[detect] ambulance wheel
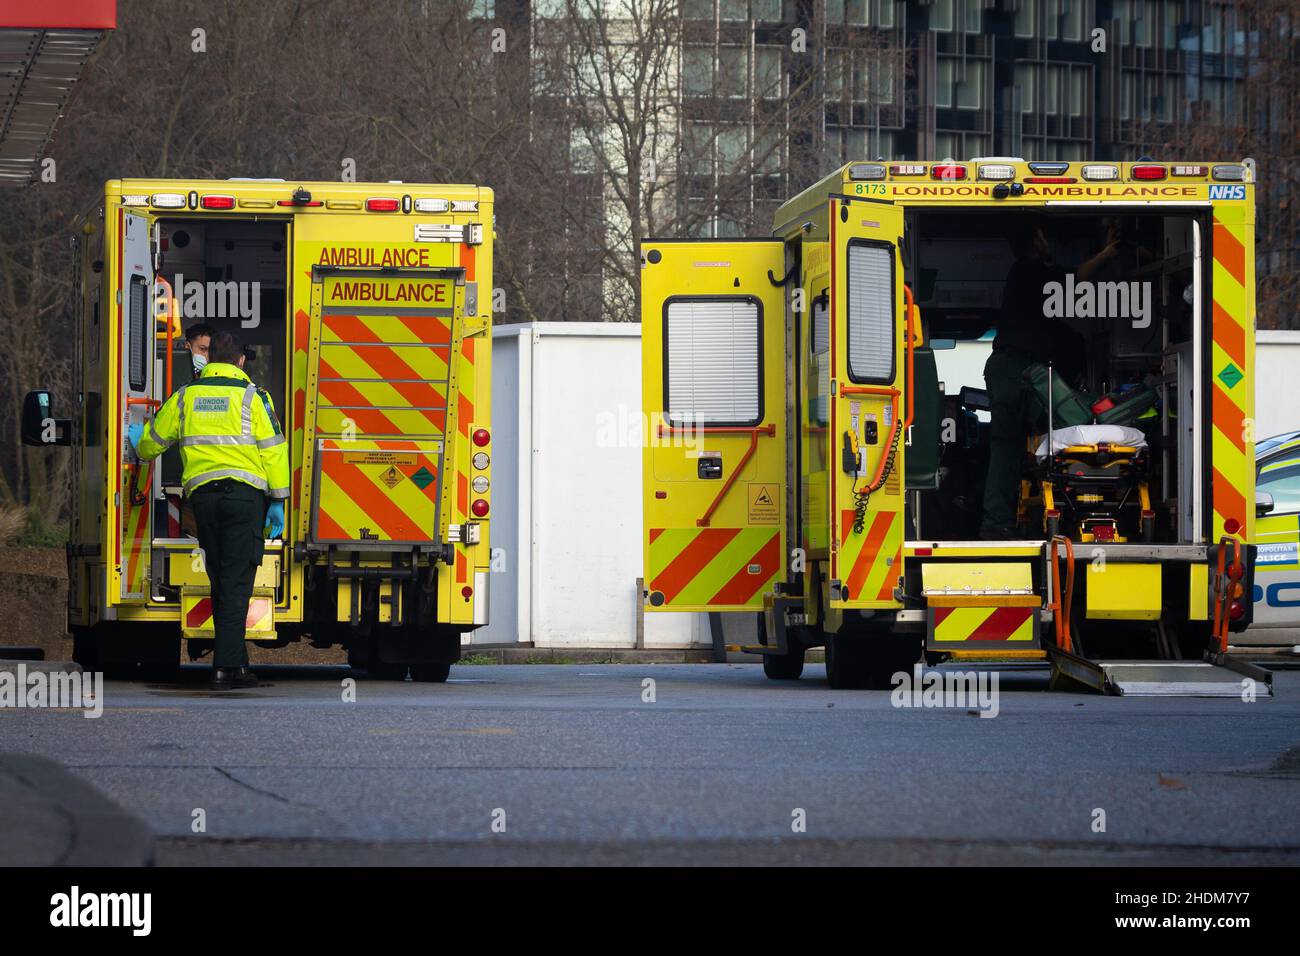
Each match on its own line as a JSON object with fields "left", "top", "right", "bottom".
{"left": 72, "top": 628, "right": 101, "bottom": 671}
{"left": 825, "top": 633, "right": 866, "bottom": 689}
{"left": 369, "top": 661, "right": 409, "bottom": 680}
{"left": 762, "top": 644, "right": 805, "bottom": 680}
{"left": 411, "top": 661, "right": 452, "bottom": 683}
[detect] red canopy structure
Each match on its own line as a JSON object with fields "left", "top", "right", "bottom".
{"left": 0, "top": 0, "right": 116, "bottom": 185}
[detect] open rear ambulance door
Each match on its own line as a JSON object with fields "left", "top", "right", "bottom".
{"left": 826, "top": 196, "right": 907, "bottom": 612}
{"left": 641, "top": 239, "right": 786, "bottom": 613}
{"left": 118, "top": 210, "right": 154, "bottom": 600}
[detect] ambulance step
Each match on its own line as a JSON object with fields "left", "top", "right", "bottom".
{"left": 727, "top": 643, "right": 775, "bottom": 655}
{"left": 1048, "top": 649, "right": 1274, "bottom": 697}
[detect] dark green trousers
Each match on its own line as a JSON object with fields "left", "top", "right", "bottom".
{"left": 191, "top": 479, "right": 267, "bottom": 667}
{"left": 981, "top": 350, "right": 1034, "bottom": 535}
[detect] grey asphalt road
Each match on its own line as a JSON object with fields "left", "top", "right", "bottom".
{"left": 3, "top": 663, "right": 1298, "bottom": 865}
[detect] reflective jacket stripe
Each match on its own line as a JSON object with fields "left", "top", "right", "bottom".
{"left": 181, "top": 434, "right": 257, "bottom": 446}
{"left": 256, "top": 434, "right": 286, "bottom": 449}
{"left": 184, "top": 468, "right": 269, "bottom": 496}
{"left": 147, "top": 420, "right": 173, "bottom": 451}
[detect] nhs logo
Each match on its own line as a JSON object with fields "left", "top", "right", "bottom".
{"left": 1209, "top": 184, "right": 1247, "bottom": 200}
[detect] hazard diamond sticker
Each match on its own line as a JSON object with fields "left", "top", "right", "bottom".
{"left": 380, "top": 465, "right": 403, "bottom": 489}
{"left": 410, "top": 466, "right": 435, "bottom": 489}
{"left": 1218, "top": 362, "right": 1243, "bottom": 389}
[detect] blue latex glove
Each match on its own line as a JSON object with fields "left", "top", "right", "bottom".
{"left": 127, "top": 422, "right": 143, "bottom": 451}
{"left": 264, "top": 501, "right": 285, "bottom": 538}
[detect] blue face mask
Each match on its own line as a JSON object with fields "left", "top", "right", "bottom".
{"left": 192, "top": 353, "right": 208, "bottom": 375}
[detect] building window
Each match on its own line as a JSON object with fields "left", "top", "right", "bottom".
{"left": 717, "top": 125, "right": 748, "bottom": 168}
{"left": 1045, "top": 65, "right": 1061, "bottom": 115}
{"left": 1162, "top": 1, "right": 1182, "bottom": 49}
{"left": 718, "top": 46, "right": 747, "bottom": 98}
{"left": 1069, "top": 68, "right": 1086, "bottom": 118}
{"left": 962, "top": 0, "right": 982, "bottom": 33}
{"left": 935, "top": 59, "right": 953, "bottom": 108}
{"left": 1061, "top": 0, "right": 1083, "bottom": 41}
{"left": 935, "top": 131, "right": 960, "bottom": 160}
{"left": 683, "top": 46, "right": 712, "bottom": 96}
{"left": 682, "top": 0, "right": 714, "bottom": 18}
{"left": 753, "top": 0, "right": 781, "bottom": 20}
{"left": 756, "top": 46, "right": 782, "bottom": 98}
{"left": 664, "top": 298, "right": 762, "bottom": 427}
{"left": 720, "top": 0, "right": 747, "bottom": 20}
{"left": 936, "top": 58, "right": 983, "bottom": 110}
{"left": 955, "top": 61, "right": 984, "bottom": 109}
{"left": 1016, "top": 63, "right": 1037, "bottom": 113}
{"left": 931, "top": 0, "right": 954, "bottom": 32}
{"left": 1015, "top": 0, "right": 1036, "bottom": 38}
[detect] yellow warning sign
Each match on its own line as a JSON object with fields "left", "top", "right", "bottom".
{"left": 344, "top": 451, "right": 417, "bottom": 466}
{"left": 748, "top": 482, "right": 779, "bottom": 525}
{"left": 379, "top": 466, "right": 404, "bottom": 489}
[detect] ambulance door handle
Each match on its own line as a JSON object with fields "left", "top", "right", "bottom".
{"left": 698, "top": 457, "right": 723, "bottom": 480}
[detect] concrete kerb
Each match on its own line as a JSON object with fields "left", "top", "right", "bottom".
{"left": 0, "top": 755, "right": 154, "bottom": 866}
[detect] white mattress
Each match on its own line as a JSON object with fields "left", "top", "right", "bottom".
{"left": 1035, "top": 424, "right": 1148, "bottom": 459}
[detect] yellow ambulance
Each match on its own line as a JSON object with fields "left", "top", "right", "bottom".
{"left": 23, "top": 179, "right": 494, "bottom": 680}
{"left": 641, "top": 159, "right": 1273, "bottom": 696}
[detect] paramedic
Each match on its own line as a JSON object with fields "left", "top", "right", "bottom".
{"left": 128, "top": 331, "right": 290, "bottom": 689}
{"left": 980, "top": 218, "right": 1118, "bottom": 539}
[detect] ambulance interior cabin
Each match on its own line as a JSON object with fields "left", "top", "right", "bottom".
{"left": 153, "top": 219, "right": 289, "bottom": 536}
{"left": 903, "top": 208, "right": 1205, "bottom": 545}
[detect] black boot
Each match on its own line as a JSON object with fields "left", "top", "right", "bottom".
{"left": 211, "top": 665, "right": 259, "bottom": 690}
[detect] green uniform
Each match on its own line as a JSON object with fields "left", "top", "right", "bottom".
{"left": 981, "top": 256, "right": 1082, "bottom": 537}
{"left": 136, "top": 363, "right": 290, "bottom": 665}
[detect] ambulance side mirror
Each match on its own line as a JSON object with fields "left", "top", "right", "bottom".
{"left": 21, "top": 390, "right": 72, "bottom": 447}
{"left": 1256, "top": 491, "right": 1274, "bottom": 517}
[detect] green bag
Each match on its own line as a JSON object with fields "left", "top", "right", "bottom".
{"left": 1022, "top": 363, "right": 1095, "bottom": 429}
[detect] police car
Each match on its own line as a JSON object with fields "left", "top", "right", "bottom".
{"left": 1252, "top": 430, "right": 1300, "bottom": 635}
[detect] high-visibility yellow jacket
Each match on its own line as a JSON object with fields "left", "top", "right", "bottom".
{"left": 136, "top": 362, "right": 291, "bottom": 499}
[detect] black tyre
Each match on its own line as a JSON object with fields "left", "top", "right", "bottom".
{"left": 827, "top": 627, "right": 919, "bottom": 690}
{"left": 368, "top": 660, "right": 409, "bottom": 680}
{"left": 762, "top": 644, "right": 805, "bottom": 680}
{"left": 411, "top": 661, "right": 452, "bottom": 683}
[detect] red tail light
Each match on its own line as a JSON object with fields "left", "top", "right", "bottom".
{"left": 471, "top": 499, "right": 490, "bottom": 518}
{"left": 1131, "top": 164, "right": 1167, "bottom": 180}
{"left": 472, "top": 428, "right": 491, "bottom": 447}
{"left": 200, "top": 195, "right": 235, "bottom": 209}
{"left": 1229, "top": 599, "right": 1245, "bottom": 621}
{"left": 461, "top": 586, "right": 473, "bottom": 600}
{"left": 366, "top": 198, "right": 400, "bottom": 212}
{"left": 1224, "top": 518, "right": 1241, "bottom": 535}
{"left": 1092, "top": 524, "right": 1116, "bottom": 541}
{"left": 931, "top": 164, "right": 967, "bottom": 180}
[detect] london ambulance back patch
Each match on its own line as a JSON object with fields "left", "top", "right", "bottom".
{"left": 193, "top": 396, "right": 230, "bottom": 414}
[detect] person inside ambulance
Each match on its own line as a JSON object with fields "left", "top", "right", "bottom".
{"left": 163, "top": 322, "right": 219, "bottom": 534}
{"left": 128, "top": 331, "right": 290, "bottom": 690}
{"left": 183, "top": 321, "right": 216, "bottom": 382}
{"left": 979, "top": 217, "right": 1118, "bottom": 540}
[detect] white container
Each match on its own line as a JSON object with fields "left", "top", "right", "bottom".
{"left": 474, "top": 322, "right": 708, "bottom": 648}
{"left": 1255, "top": 331, "right": 1300, "bottom": 440}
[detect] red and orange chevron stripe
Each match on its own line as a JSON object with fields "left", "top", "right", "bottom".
{"left": 647, "top": 527, "right": 780, "bottom": 609}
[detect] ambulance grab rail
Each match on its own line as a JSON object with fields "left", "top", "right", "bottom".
{"left": 1211, "top": 535, "right": 1243, "bottom": 656}
{"left": 903, "top": 283, "right": 916, "bottom": 430}
{"left": 1048, "top": 535, "right": 1076, "bottom": 654}
{"left": 657, "top": 422, "right": 777, "bottom": 528}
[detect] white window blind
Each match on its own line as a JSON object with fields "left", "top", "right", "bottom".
{"left": 846, "top": 243, "right": 894, "bottom": 382}
{"left": 666, "top": 298, "right": 760, "bottom": 425}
